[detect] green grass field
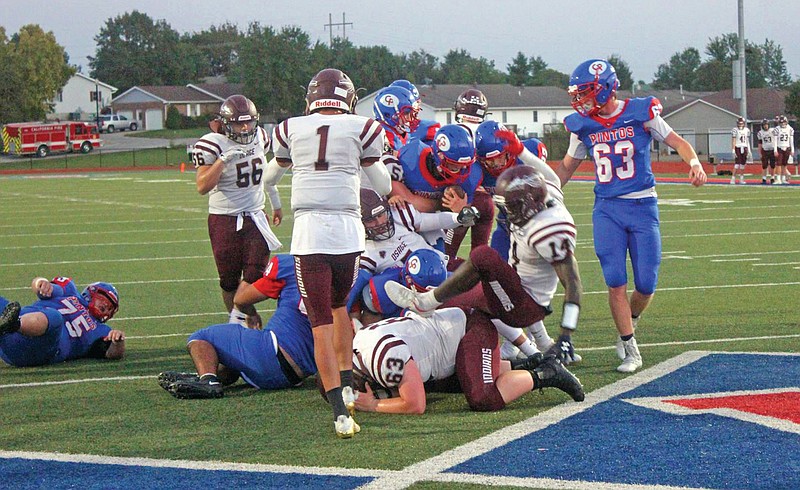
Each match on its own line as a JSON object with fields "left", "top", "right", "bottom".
{"left": 0, "top": 170, "right": 798, "bottom": 485}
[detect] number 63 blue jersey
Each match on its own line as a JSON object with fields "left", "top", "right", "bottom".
{"left": 564, "top": 96, "right": 665, "bottom": 198}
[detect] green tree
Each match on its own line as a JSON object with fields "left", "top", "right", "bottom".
{"left": 785, "top": 80, "right": 800, "bottom": 122}
{"left": 607, "top": 54, "right": 633, "bottom": 91}
{"left": 507, "top": 52, "right": 531, "bottom": 86}
{"left": 652, "top": 47, "right": 701, "bottom": 90}
{"left": 185, "top": 22, "right": 243, "bottom": 78}
{"left": 695, "top": 59, "right": 731, "bottom": 91}
{"left": 440, "top": 49, "right": 505, "bottom": 84}
{"left": 401, "top": 49, "right": 441, "bottom": 85}
{"left": 89, "top": 10, "right": 199, "bottom": 92}
{"left": 761, "top": 39, "right": 792, "bottom": 88}
{"left": 531, "top": 68, "right": 568, "bottom": 88}
{"left": 0, "top": 25, "right": 74, "bottom": 122}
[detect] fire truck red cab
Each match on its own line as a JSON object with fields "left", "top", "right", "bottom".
{"left": 1, "top": 121, "right": 103, "bottom": 157}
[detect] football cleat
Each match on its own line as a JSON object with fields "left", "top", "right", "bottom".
{"left": 334, "top": 415, "right": 358, "bottom": 439}
{"left": 157, "top": 371, "right": 199, "bottom": 391}
{"left": 168, "top": 377, "right": 224, "bottom": 399}
{"left": 342, "top": 386, "right": 358, "bottom": 418}
{"left": 384, "top": 281, "right": 435, "bottom": 317}
{"left": 617, "top": 337, "right": 643, "bottom": 373}
{"left": 531, "top": 355, "right": 585, "bottom": 402}
{"left": 0, "top": 301, "right": 21, "bottom": 336}
{"left": 500, "top": 341, "right": 526, "bottom": 361}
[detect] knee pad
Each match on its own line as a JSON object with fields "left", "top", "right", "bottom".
{"left": 219, "top": 274, "right": 239, "bottom": 293}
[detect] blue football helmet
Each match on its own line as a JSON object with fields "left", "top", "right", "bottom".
{"left": 432, "top": 124, "right": 476, "bottom": 182}
{"left": 402, "top": 249, "right": 447, "bottom": 292}
{"left": 373, "top": 86, "right": 417, "bottom": 133}
{"left": 391, "top": 80, "right": 422, "bottom": 129}
{"left": 568, "top": 59, "right": 618, "bottom": 117}
{"left": 475, "top": 120, "right": 517, "bottom": 177}
{"left": 81, "top": 282, "right": 119, "bottom": 322}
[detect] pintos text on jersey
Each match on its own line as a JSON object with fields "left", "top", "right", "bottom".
{"left": 589, "top": 126, "right": 635, "bottom": 145}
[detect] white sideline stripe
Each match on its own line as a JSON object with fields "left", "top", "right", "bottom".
{"left": 0, "top": 239, "right": 208, "bottom": 251}
{"left": 0, "top": 450, "right": 396, "bottom": 479}
{"left": 754, "top": 261, "right": 800, "bottom": 266}
{"left": 581, "top": 281, "right": 800, "bottom": 295}
{"left": 357, "top": 351, "right": 713, "bottom": 490}
{"left": 0, "top": 255, "right": 210, "bottom": 267}
{"left": 575, "top": 333, "right": 800, "bottom": 353}
{"left": 0, "top": 277, "right": 218, "bottom": 292}
{"left": 0, "top": 376, "right": 153, "bottom": 389}
{"left": 711, "top": 258, "right": 761, "bottom": 262}
{"left": 3, "top": 227, "right": 207, "bottom": 238}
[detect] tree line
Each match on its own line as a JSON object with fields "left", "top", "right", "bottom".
{"left": 1, "top": 10, "right": 798, "bottom": 123}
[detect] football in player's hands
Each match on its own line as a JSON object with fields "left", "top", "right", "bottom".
{"left": 441, "top": 185, "right": 467, "bottom": 212}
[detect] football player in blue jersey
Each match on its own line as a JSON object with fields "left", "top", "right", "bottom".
{"left": 158, "top": 254, "right": 316, "bottom": 399}
{"left": 390, "top": 79, "right": 441, "bottom": 143}
{"left": 556, "top": 58, "right": 707, "bottom": 373}
{"left": 373, "top": 85, "right": 417, "bottom": 155}
{"left": 475, "top": 120, "right": 549, "bottom": 262}
{"left": 0, "top": 277, "right": 124, "bottom": 367}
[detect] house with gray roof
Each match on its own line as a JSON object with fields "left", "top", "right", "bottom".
{"left": 110, "top": 83, "right": 243, "bottom": 130}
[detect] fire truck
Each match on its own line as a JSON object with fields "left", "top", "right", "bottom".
{"left": 1, "top": 121, "right": 103, "bottom": 157}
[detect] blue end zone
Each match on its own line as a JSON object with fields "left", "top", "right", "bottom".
{"left": 447, "top": 353, "right": 800, "bottom": 489}
{"left": 0, "top": 458, "right": 373, "bottom": 490}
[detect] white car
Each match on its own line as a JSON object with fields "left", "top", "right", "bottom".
{"left": 98, "top": 114, "right": 138, "bottom": 133}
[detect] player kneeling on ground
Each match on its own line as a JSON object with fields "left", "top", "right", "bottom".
{"left": 352, "top": 308, "right": 584, "bottom": 414}
{"left": 159, "top": 254, "right": 316, "bottom": 399}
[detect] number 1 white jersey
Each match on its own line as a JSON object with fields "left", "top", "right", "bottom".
{"left": 509, "top": 182, "right": 577, "bottom": 307}
{"left": 352, "top": 308, "right": 466, "bottom": 389}
{"left": 273, "top": 113, "right": 384, "bottom": 215}
{"left": 192, "top": 127, "right": 270, "bottom": 215}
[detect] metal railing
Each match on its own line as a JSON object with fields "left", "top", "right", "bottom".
{"left": 0, "top": 147, "right": 192, "bottom": 172}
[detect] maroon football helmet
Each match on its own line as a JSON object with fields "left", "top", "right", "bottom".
{"left": 493, "top": 166, "right": 549, "bottom": 227}
{"left": 217, "top": 95, "right": 259, "bottom": 144}
{"left": 305, "top": 68, "right": 358, "bottom": 114}
{"left": 454, "top": 89, "right": 488, "bottom": 124}
{"left": 360, "top": 188, "right": 394, "bottom": 240}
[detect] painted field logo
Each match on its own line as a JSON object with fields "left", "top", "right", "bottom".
{"left": 624, "top": 388, "right": 800, "bottom": 434}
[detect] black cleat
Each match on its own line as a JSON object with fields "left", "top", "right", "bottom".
{"left": 531, "top": 355, "right": 585, "bottom": 402}
{"left": 168, "top": 377, "right": 224, "bottom": 399}
{"left": 510, "top": 352, "right": 544, "bottom": 371}
{"left": 0, "top": 302, "right": 21, "bottom": 336}
{"left": 157, "top": 371, "right": 199, "bottom": 391}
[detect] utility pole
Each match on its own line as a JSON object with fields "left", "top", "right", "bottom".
{"left": 737, "top": 0, "right": 747, "bottom": 121}
{"left": 323, "top": 12, "right": 353, "bottom": 46}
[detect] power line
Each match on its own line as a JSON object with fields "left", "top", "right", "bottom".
{"left": 323, "top": 12, "right": 353, "bottom": 46}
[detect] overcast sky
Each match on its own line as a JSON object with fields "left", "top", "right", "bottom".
{"left": 5, "top": 0, "right": 798, "bottom": 84}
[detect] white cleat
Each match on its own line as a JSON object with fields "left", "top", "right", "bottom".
{"left": 500, "top": 341, "right": 525, "bottom": 361}
{"left": 617, "top": 337, "right": 643, "bottom": 373}
{"left": 342, "top": 386, "right": 358, "bottom": 417}
{"left": 334, "top": 415, "right": 358, "bottom": 439}
{"left": 384, "top": 281, "right": 435, "bottom": 316}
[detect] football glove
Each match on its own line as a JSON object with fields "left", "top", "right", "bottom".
{"left": 494, "top": 129, "right": 525, "bottom": 156}
{"left": 456, "top": 206, "right": 481, "bottom": 226}
{"left": 547, "top": 334, "right": 577, "bottom": 365}
{"left": 219, "top": 147, "right": 247, "bottom": 163}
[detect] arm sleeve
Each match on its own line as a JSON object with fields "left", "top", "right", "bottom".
{"left": 644, "top": 115, "right": 674, "bottom": 143}
{"left": 517, "top": 148, "right": 561, "bottom": 187}
{"left": 263, "top": 157, "right": 290, "bottom": 186}
{"left": 566, "top": 132, "right": 588, "bottom": 160}
{"left": 266, "top": 185, "right": 281, "bottom": 210}
{"left": 362, "top": 161, "right": 392, "bottom": 196}
{"left": 415, "top": 211, "right": 459, "bottom": 231}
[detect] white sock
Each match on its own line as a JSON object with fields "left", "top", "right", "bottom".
{"left": 527, "top": 320, "right": 554, "bottom": 351}
{"left": 228, "top": 308, "right": 247, "bottom": 326}
{"left": 416, "top": 290, "right": 442, "bottom": 311}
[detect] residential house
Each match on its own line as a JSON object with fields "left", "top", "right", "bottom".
{"left": 48, "top": 73, "right": 117, "bottom": 122}
{"left": 110, "top": 83, "right": 243, "bottom": 130}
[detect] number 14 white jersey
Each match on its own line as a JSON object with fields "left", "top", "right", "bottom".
{"left": 508, "top": 182, "right": 577, "bottom": 307}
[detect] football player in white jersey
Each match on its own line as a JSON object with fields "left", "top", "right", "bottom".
{"left": 264, "top": 68, "right": 391, "bottom": 438}
{"left": 386, "top": 160, "right": 585, "bottom": 368}
{"left": 774, "top": 115, "right": 795, "bottom": 184}
{"left": 757, "top": 119, "right": 777, "bottom": 184}
{"left": 352, "top": 308, "right": 584, "bottom": 414}
{"left": 731, "top": 117, "right": 751, "bottom": 185}
{"left": 193, "top": 95, "right": 283, "bottom": 327}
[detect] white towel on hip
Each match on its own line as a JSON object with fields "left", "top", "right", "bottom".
{"left": 237, "top": 210, "right": 282, "bottom": 251}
